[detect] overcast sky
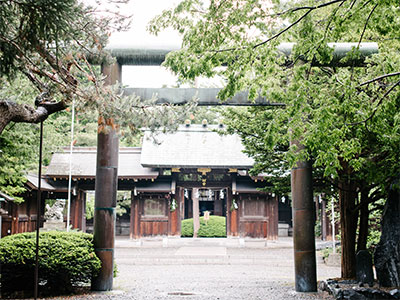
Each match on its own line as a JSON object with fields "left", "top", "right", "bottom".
{"left": 107, "top": 0, "right": 183, "bottom": 88}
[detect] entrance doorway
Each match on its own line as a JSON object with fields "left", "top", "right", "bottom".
{"left": 182, "top": 188, "right": 227, "bottom": 238}
{"left": 183, "top": 188, "right": 227, "bottom": 219}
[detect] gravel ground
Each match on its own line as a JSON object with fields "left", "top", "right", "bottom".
{"left": 44, "top": 238, "right": 340, "bottom": 300}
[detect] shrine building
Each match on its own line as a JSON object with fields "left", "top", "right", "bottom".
{"left": 2, "top": 123, "right": 294, "bottom": 239}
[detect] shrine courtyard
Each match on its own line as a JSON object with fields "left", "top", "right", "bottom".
{"left": 48, "top": 237, "right": 340, "bottom": 300}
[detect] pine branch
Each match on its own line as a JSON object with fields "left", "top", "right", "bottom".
{"left": 0, "top": 100, "right": 66, "bottom": 134}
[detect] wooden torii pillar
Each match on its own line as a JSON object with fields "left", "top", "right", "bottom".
{"left": 92, "top": 62, "right": 121, "bottom": 291}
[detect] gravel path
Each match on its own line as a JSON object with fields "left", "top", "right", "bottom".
{"left": 46, "top": 238, "right": 340, "bottom": 300}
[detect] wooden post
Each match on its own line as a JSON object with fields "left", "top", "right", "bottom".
{"left": 291, "top": 149, "right": 317, "bottom": 292}
{"left": 12, "top": 203, "right": 19, "bottom": 234}
{"left": 270, "top": 195, "right": 279, "bottom": 240}
{"left": 226, "top": 188, "right": 232, "bottom": 236}
{"left": 168, "top": 187, "right": 182, "bottom": 236}
{"left": 27, "top": 199, "right": 32, "bottom": 232}
{"left": 315, "top": 195, "right": 319, "bottom": 222}
{"left": 180, "top": 188, "right": 185, "bottom": 221}
{"left": 72, "top": 190, "right": 87, "bottom": 231}
{"left": 81, "top": 191, "right": 86, "bottom": 232}
{"left": 321, "top": 199, "right": 327, "bottom": 241}
{"left": 92, "top": 62, "right": 120, "bottom": 291}
{"left": 130, "top": 191, "right": 140, "bottom": 239}
{"left": 67, "top": 195, "right": 76, "bottom": 229}
{"left": 192, "top": 188, "right": 200, "bottom": 238}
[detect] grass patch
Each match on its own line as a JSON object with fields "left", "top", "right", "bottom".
{"left": 181, "top": 215, "right": 226, "bottom": 237}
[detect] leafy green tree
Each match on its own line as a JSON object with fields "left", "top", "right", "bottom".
{"left": 150, "top": 0, "right": 400, "bottom": 278}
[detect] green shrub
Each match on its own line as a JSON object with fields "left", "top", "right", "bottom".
{"left": 0, "top": 231, "right": 101, "bottom": 296}
{"left": 181, "top": 215, "right": 226, "bottom": 237}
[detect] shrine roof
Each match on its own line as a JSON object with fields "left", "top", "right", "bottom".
{"left": 140, "top": 124, "right": 254, "bottom": 169}
{"left": 0, "top": 191, "right": 14, "bottom": 202}
{"left": 26, "top": 174, "right": 58, "bottom": 191}
{"left": 46, "top": 147, "right": 158, "bottom": 179}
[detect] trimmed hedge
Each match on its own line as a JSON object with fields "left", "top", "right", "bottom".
{"left": 0, "top": 231, "right": 101, "bottom": 296}
{"left": 181, "top": 215, "right": 226, "bottom": 237}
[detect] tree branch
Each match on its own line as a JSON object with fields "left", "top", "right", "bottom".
{"left": 211, "top": 0, "right": 347, "bottom": 54}
{"left": 0, "top": 100, "right": 66, "bottom": 134}
{"left": 349, "top": 79, "right": 400, "bottom": 126}
{"left": 357, "top": 3, "right": 378, "bottom": 46}
{"left": 359, "top": 72, "right": 400, "bottom": 86}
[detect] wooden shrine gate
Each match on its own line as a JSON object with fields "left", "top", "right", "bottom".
{"left": 92, "top": 43, "right": 378, "bottom": 291}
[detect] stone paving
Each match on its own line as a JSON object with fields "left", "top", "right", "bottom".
{"left": 48, "top": 237, "right": 340, "bottom": 300}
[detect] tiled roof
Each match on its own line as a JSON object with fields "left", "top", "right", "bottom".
{"left": 140, "top": 124, "right": 254, "bottom": 169}
{"left": 26, "top": 174, "right": 58, "bottom": 191}
{"left": 46, "top": 147, "right": 158, "bottom": 179}
{"left": 0, "top": 191, "right": 14, "bottom": 202}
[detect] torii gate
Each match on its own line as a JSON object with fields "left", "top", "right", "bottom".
{"left": 91, "top": 43, "right": 378, "bottom": 291}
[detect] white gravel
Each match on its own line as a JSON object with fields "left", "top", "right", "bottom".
{"left": 46, "top": 238, "right": 340, "bottom": 300}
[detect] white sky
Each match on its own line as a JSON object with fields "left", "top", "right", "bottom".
{"left": 108, "top": 0, "right": 182, "bottom": 49}
{"left": 107, "top": 0, "right": 183, "bottom": 88}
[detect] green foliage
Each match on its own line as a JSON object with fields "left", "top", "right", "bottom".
{"left": 367, "top": 230, "right": 381, "bottom": 252}
{"left": 181, "top": 215, "right": 226, "bottom": 237}
{"left": 86, "top": 193, "right": 95, "bottom": 220}
{"left": 321, "top": 248, "right": 332, "bottom": 260}
{"left": 151, "top": 0, "right": 400, "bottom": 187}
{"left": 366, "top": 198, "right": 384, "bottom": 251}
{"left": 315, "top": 222, "right": 321, "bottom": 238}
{"left": 0, "top": 231, "right": 101, "bottom": 295}
{"left": 321, "top": 246, "right": 341, "bottom": 261}
{"left": 116, "top": 191, "right": 131, "bottom": 217}
{"left": 151, "top": 0, "right": 400, "bottom": 272}
{"left": 114, "top": 261, "right": 119, "bottom": 278}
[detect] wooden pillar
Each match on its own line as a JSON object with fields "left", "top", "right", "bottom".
{"left": 74, "top": 190, "right": 87, "bottom": 232}
{"left": 130, "top": 191, "right": 140, "bottom": 239}
{"left": 70, "top": 194, "right": 78, "bottom": 229}
{"left": 291, "top": 150, "right": 317, "bottom": 292}
{"left": 71, "top": 191, "right": 86, "bottom": 231}
{"left": 192, "top": 188, "right": 200, "bottom": 238}
{"left": 270, "top": 195, "right": 278, "bottom": 240}
{"left": 168, "top": 191, "right": 180, "bottom": 236}
{"left": 81, "top": 191, "right": 87, "bottom": 232}
{"left": 11, "top": 203, "right": 19, "bottom": 234}
{"left": 321, "top": 199, "right": 333, "bottom": 241}
{"left": 27, "top": 198, "right": 32, "bottom": 232}
{"left": 92, "top": 62, "right": 120, "bottom": 291}
{"left": 180, "top": 188, "right": 185, "bottom": 221}
{"left": 227, "top": 188, "right": 238, "bottom": 237}
{"left": 226, "top": 188, "right": 231, "bottom": 236}
{"left": 168, "top": 187, "right": 182, "bottom": 236}
{"left": 315, "top": 195, "right": 320, "bottom": 222}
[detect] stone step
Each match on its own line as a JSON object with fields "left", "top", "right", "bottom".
{"left": 116, "top": 257, "right": 295, "bottom": 265}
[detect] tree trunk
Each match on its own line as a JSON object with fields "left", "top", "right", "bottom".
{"left": 374, "top": 184, "right": 400, "bottom": 286}
{"left": 338, "top": 160, "right": 359, "bottom": 279}
{"left": 357, "top": 189, "right": 369, "bottom": 253}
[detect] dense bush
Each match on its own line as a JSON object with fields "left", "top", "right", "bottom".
{"left": 0, "top": 231, "right": 101, "bottom": 296}
{"left": 181, "top": 215, "right": 226, "bottom": 237}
